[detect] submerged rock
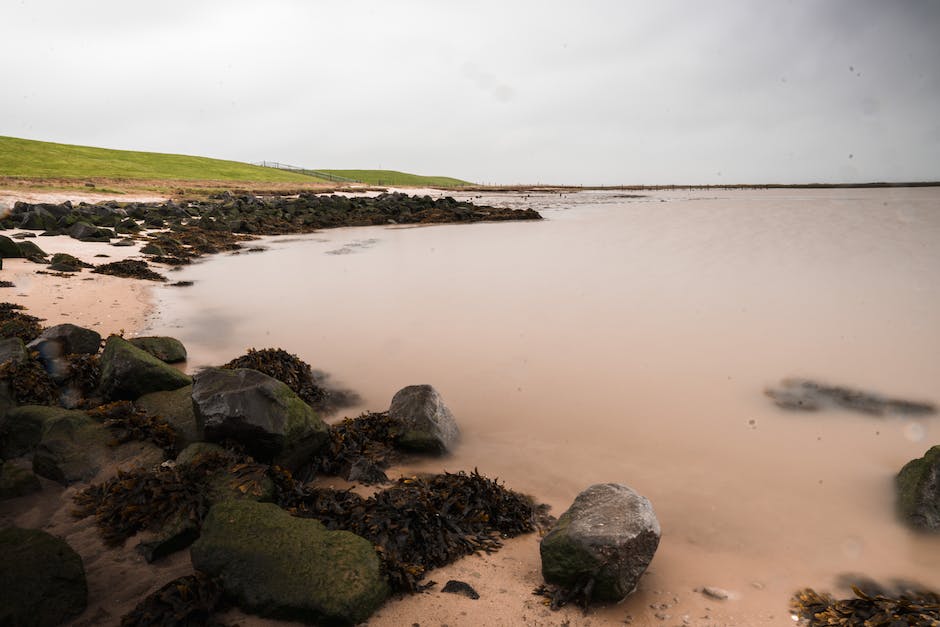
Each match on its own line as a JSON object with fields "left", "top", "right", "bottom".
{"left": 191, "top": 500, "right": 389, "bottom": 625}
{"left": 98, "top": 335, "right": 191, "bottom": 400}
{"left": 129, "top": 335, "right": 187, "bottom": 363}
{"left": 192, "top": 368, "right": 328, "bottom": 470}
{"left": 0, "top": 527, "right": 88, "bottom": 627}
{"left": 897, "top": 445, "right": 940, "bottom": 531}
{"left": 766, "top": 379, "right": 937, "bottom": 416}
{"left": 388, "top": 384, "right": 460, "bottom": 454}
{"left": 540, "top": 483, "right": 660, "bottom": 603}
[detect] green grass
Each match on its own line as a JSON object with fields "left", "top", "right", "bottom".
{"left": 0, "top": 136, "right": 325, "bottom": 182}
{"left": 317, "top": 169, "right": 473, "bottom": 188}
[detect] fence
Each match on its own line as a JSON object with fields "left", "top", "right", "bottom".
{"left": 255, "top": 161, "right": 360, "bottom": 183}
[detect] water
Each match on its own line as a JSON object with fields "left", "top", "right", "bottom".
{"left": 146, "top": 187, "right": 940, "bottom": 621}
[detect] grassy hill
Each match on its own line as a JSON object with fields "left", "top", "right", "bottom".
{"left": 0, "top": 136, "right": 325, "bottom": 183}
{"left": 317, "top": 169, "right": 472, "bottom": 188}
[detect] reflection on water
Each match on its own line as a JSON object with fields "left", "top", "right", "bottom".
{"left": 146, "top": 187, "right": 940, "bottom": 619}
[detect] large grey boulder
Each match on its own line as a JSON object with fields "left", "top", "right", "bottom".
{"left": 192, "top": 367, "right": 328, "bottom": 470}
{"left": 191, "top": 500, "right": 388, "bottom": 625}
{"left": 28, "top": 323, "right": 101, "bottom": 356}
{"left": 129, "top": 335, "right": 187, "bottom": 363}
{"left": 897, "top": 445, "right": 940, "bottom": 530}
{"left": 540, "top": 483, "right": 661, "bottom": 602}
{"left": 135, "top": 384, "right": 200, "bottom": 448}
{"left": 0, "top": 527, "right": 87, "bottom": 627}
{"left": 388, "top": 384, "right": 460, "bottom": 454}
{"left": 99, "top": 335, "right": 192, "bottom": 400}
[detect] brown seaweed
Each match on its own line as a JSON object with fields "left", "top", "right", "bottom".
{"left": 276, "top": 469, "right": 537, "bottom": 593}
{"left": 87, "top": 400, "right": 179, "bottom": 456}
{"left": 0, "top": 355, "right": 57, "bottom": 405}
{"left": 0, "top": 302, "right": 43, "bottom": 342}
{"left": 306, "top": 411, "right": 403, "bottom": 484}
{"left": 791, "top": 586, "right": 940, "bottom": 626}
{"left": 92, "top": 259, "right": 167, "bottom": 282}
{"left": 0, "top": 281, "right": 14, "bottom": 288}
{"left": 120, "top": 571, "right": 226, "bottom": 627}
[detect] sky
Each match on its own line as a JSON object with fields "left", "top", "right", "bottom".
{"left": 2, "top": 0, "right": 939, "bottom": 185}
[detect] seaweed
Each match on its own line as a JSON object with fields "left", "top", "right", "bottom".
{"left": 65, "top": 352, "right": 101, "bottom": 400}
{"left": 87, "top": 400, "right": 179, "bottom": 456}
{"left": 120, "top": 571, "right": 226, "bottom": 627}
{"left": 0, "top": 281, "right": 14, "bottom": 288}
{"left": 277, "top": 469, "right": 537, "bottom": 593}
{"left": 92, "top": 259, "right": 167, "bottom": 282}
{"left": 306, "top": 411, "right": 403, "bottom": 484}
{"left": 0, "top": 302, "right": 43, "bottom": 342}
{"left": 791, "top": 586, "right": 940, "bottom": 626}
{"left": 221, "top": 347, "right": 328, "bottom": 407}
{"left": 0, "top": 355, "right": 57, "bottom": 405}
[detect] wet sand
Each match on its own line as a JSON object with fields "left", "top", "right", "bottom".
{"left": 1, "top": 187, "right": 939, "bottom": 626}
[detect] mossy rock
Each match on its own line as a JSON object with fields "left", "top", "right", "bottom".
{"left": 99, "top": 335, "right": 191, "bottom": 401}
{"left": 0, "top": 459, "right": 42, "bottom": 500}
{"left": 48, "top": 252, "right": 92, "bottom": 272}
{"left": 32, "top": 411, "right": 110, "bottom": 484}
{"left": 129, "top": 335, "right": 187, "bottom": 363}
{"left": 135, "top": 384, "right": 200, "bottom": 448}
{"left": 0, "top": 234, "right": 24, "bottom": 258}
{"left": 191, "top": 500, "right": 389, "bottom": 625}
{"left": 897, "top": 445, "right": 940, "bottom": 530}
{"left": 16, "top": 240, "right": 47, "bottom": 259}
{"left": 192, "top": 368, "right": 328, "bottom": 470}
{"left": 0, "top": 527, "right": 87, "bottom": 627}
{"left": 0, "top": 405, "right": 66, "bottom": 459}
{"left": 0, "top": 336, "right": 29, "bottom": 365}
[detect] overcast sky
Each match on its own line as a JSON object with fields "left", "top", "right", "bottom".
{"left": 2, "top": 0, "right": 939, "bottom": 185}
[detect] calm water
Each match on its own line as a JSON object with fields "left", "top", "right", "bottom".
{"left": 147, "top": 187, "right": 940, "bottom": 621}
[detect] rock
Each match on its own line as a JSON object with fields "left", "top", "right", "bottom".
{"left": 388, "top": 384, "right": 460, "bottom": 454}
{"left": 0, "top": 405, "right": 66, "bottom": 459}
{"left": 540, "top": 483, "right": 661, "bottom": 602}
{"left": 766, "top": 379, "right": 937, "bottom": 416}
{"left": 68, "top": 221, "right": 113, "bottom": 242}
{"left": 0, "top": 459, "right": 42, "bottom": 500}
{"left": 28, "top": 323, "right": 101, "bottom": 356}
{"left": 99, "top": 335, "right": 191, "bottom": 400}
{"left": 442, "top": 579, "right": 480, "bottom": 599}
{"left": 0, "top": 234, "right": 24, "bottom": 258}
{"left": 897, "top": 445, "right": 940, "bottom": 530}
{"left": 699, "top": 586, "right": 732, "bottom": 600}
{"left": 136, "top": 511, "right": 200, "bottom": 564}
{"left": 16, "top": 240, "right": 47, "bottom": 259}
{"left": 0, "top": 336, "right": 30, "bottom": 364}
{"left": 192, "top": 367, "right": 328, "bottom": 470}
{"left": 135, "top": 384, "right": 201, "bottom": 448}
{"left": 48, "top": 252, "right": 93, "bottom": 272}
{"left": 0, "top": 527, "right": 87, "bottom": 627}
{"left": 191, "top": 500, "right": 389, "bottom": 625}
{"left": 129, "top": 335, "right": 187, "bottom": 363}
{"left": 140, "top": 242, "right": 165, "bottom": 256}
{"left": 31, "top": 410, "right": 110, "bottom": 484}
{"left": 174, "top": 441, "right": 231, "bottom": 466}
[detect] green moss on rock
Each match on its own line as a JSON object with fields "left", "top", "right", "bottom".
{"left": 191, "top": 500, "right": 389, "bottom": 625}
{"left": 897, "top": 445, "right": 940, "bottom": 530}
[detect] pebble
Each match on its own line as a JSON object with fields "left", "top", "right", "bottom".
{"left": 698, "top": 586, "right": 731, "bottom": 600}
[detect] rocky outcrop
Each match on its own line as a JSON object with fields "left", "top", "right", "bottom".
{"left": 68, "top": 221, "right": 114, "bottom": 242}
{"left": 897, "top": 445, "right": 940, "bottom": 530}
{"left": 0, "top": 527, "right": 87, "bottom": 627}
{"left": 129, "top": 336, "right": 187, "bottom": 363}
{"left": 388, "top": 384, "right": 460, "bottom": 454}
{"left": 99, "top": 335, "right": 191, "bottom": 400}
{"left": 135, "top": 384, "right": 200, "bottom": 448}
{"left": 192, "top": 367, "right": 328, "bottom": 469}
{"left": 0, "top": 459, "right": 42, "bottom": 500}
{"left": 540, "top": 483, "right": 661, "bottom": 602}
{"left": 191, "top": 500, "right": 389, "bottom": 625}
